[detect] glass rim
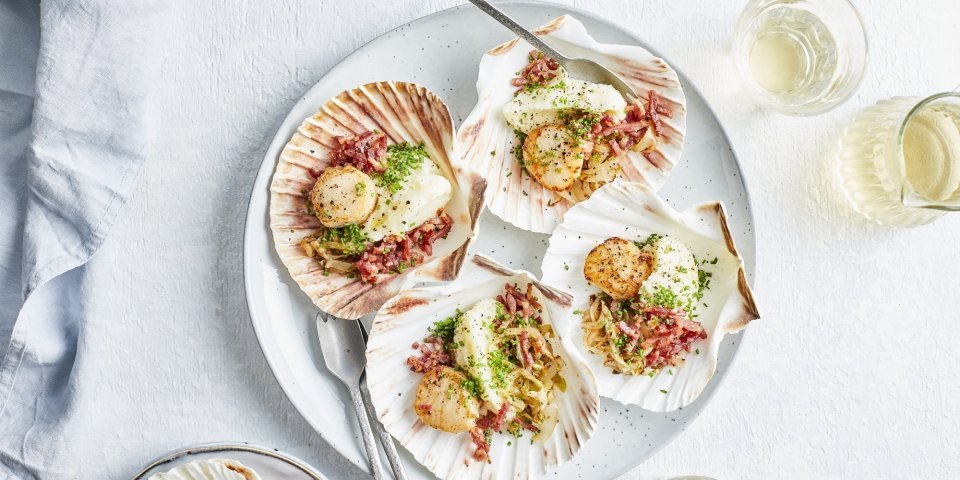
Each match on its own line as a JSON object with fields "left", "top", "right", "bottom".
{"left": 896, "top": 91, "right": 960, "bottom": 209}
{"left": 734, "top": 0, "right": 870, "bottom": 116}
{"left": 897, "top": 91, "right": 960, "bottom": 143}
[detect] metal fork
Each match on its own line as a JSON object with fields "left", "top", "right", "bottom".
{"left": 468, "top": 0, "right": 639, "bottom": 102}
{"left": 315, "top": 313, "right": 385, "bottom": 479}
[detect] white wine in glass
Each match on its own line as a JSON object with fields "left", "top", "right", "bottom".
{"left": 734, "top": 0, "right": 867, "bottom": 115}
{"left": 837, "top": 93, "right": 960, "bottom": 227}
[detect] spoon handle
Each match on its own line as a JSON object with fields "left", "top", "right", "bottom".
{"left": 349, "top": 385, "right": 386, "bottom": 480}
{"left": 468, "top": 0, "right": 568, "bottom": 61}
{"left": 361, "top": 374, "right": 408, "bottom": 479}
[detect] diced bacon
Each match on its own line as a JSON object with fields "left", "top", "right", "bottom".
{"left": 408, "top": 213, "right": 453, "bottom": 255}
{"left": 469, "top": 428, "right": 490, "bottom": 462}
{"left": 353, "top": 213, "right": 451, "bottom": 283}
{"left": 515, "top": 419, "right": 538, "bottom": 432}
{"left": 644, "top": 305, "right": 676, "bottom": 320}
{"left": 330, "top": 131, "right": 388, "bottom": 173}
{"left": 501, "top": 283, "right": 541, "bottom": 320}
{"left": 474, "top": 402, "right": 513, "bottom": 432}
{"left": 609, "top": 140, "right": 623, "bottom": 156}
{"left": 616, "top": 321, "right": 640, "bottom": 339}
{"left": 518, "top": 330, "right": 534, "bottom": 368}
{"left": 406, "top": 336, "right": 451, "bottom": 372}
{"left": 511, "top": 50, "right": 560, "bottom": 91}
{"left": 581, "top": 91, "right": 674, "bottom": 160}
{"left": 595, "top": 292, "right": 707, "bottom": 369}
{"left": 646, "top": 90, "right": 664, "bottom": 137}
{"left": 639, "top": 313, "right": 707, "bottom": 371}
{"left": 504, "top": 292, "right": 517, "bottom": 316}
{"left": 600, "top": 121, "right": 646, "bottom": 137}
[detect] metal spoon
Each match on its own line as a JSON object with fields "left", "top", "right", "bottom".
{"left": 358, "top": 322, "right": 408, "bottom": 480}
{"left": 467, "top": 0, "right": 639, "bottom": 102}
{"left": 315, "top": 313, "right": 385, "bottom": 480}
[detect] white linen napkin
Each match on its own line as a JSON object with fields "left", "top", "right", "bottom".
{"left": 0, "top": 1, "right": 169, "bottom": 477}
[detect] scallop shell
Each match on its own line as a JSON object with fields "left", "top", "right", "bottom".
{"left": 366, "top": 254, "right": 600, "bottom": 480}
{"left": 457, "top": 15, "right": 686, "bottom": 234}
{"left": 270, "top": 81, "right": 487, "bottom": 319}
{"left": 540, "top": 181, "right": 759, "bottom": 411}
{"left": 148, "top": 458, "right": 262, "bottom": 480}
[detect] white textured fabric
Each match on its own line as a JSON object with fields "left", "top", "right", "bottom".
{"left": 0, "top": 1, "right": 168, "bottom": 477}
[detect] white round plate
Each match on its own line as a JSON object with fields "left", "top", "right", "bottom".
{"left": 243, "top": 2, "right": 756, "bottom": 478}
{"left": 131, "top": 442, "right": 327, "bottom": 479}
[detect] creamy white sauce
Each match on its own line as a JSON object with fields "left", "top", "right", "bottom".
{"left": 361, "top": 158, "right": 452, "bottom": 242}
{"left": 502, "top": 68, "right": 627, "bottom": 134}
{"left": 640, "top": 236, "right": 699, "bottom": 303}
{"left": 453, "top": 298, "right": 503, "bottom": 408}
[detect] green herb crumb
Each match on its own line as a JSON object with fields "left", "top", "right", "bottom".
{"left": 429, "top": 309, "right": 464, "bottom": 344}
{"left": 321, "top": 224, "right": 370, "bottom": 255}
{"left": 379, "top": 142, "right": 427, "bottom": 194}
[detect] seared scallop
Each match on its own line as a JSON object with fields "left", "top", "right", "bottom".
{"left": 583, "top": 237, "right": 651, "bottom": 300}
{"left": 309, "top": 165, "right": 378, "bottom": 228}
{"left": 414, "top": 366, "right": 480, "bottom": 433}
{"left": 522, "top": 124, "right": 586, "bottom": 191}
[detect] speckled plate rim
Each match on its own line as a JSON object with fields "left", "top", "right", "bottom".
{"left": 130, "top": 442, "right": 328, "bottom": 480}
{"left": 241, "top": 1, "right": 758, "bottom": 478}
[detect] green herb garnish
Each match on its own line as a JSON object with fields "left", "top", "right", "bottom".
{"left": 511, "top": 129, "right": 528, "bottom": 164}
{"left": 460, "top": 377, "right": 484, "bottom": 398}
{"left": 487, "top": 349, "right": 514, "bottom": 390}
{"left": 379, "top": 142, "right": 427, "bottom": 194}
{"left": 634, "top": 233, "right": 663, "bottom": 249}
{"left": 561, "top": 110, "right": 601, "bottom": 142}
{"left": 321, "top": 224, "right": 370, "bottom": 255}
{"left": 429, "top": 309, "right": 463, "bottom": 344}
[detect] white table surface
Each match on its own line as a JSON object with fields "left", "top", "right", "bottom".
{"left": 67, "top": 1, "right": 960, "bottom": 479}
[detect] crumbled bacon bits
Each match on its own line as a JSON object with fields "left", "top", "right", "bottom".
{"left": 644, "top": 89, "right": 670, "bottom": 137}
{"left": 598, "top": 90, "right": 673, "bottom": 156}
{"left": 475, "top": 402, "right": 510, "bottom": 432}
{"left": 606, "top": 296, "right": 707, "bottom": 371}
{"left": 639, "top": 313, "right": 707, "bottom": 371}
{"left": 354, "top": 213, "right": 453, "bottom": 283}
{"left": 469, "top": 427, "right": 491, "bottom": 462}
{"left": 496, "top": 282, "right": 543, "bottom": 322}
{"left": 467, "top": 402, "right": 509, "bottom": 462}
{"left": 330, "top": 130, "right": 388, "bottom": 174}
{"left": 406, "top": 336, "right": 451, "bottom": 373}
{"left": 511, "top": 50, "right": 560, "bottom": 91}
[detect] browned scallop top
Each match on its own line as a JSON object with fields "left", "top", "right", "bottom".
{"left": 522, "top": 124, "right": 586, "bottom": 192}
{"left": 309, "top": 165, "right": 378, "bottom": 228}
{"left": 583, "top": 237, "right": 651, "bottom": 300}
{"left": 414, "top": 366, "right": 479, "bottom": 434}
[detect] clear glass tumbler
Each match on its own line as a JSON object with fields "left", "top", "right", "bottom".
{"left": 733, "top": 0, "right": 868, "bottom": 115}
{"left": 836, "top": 92, "right": 960, "bottom": 227}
